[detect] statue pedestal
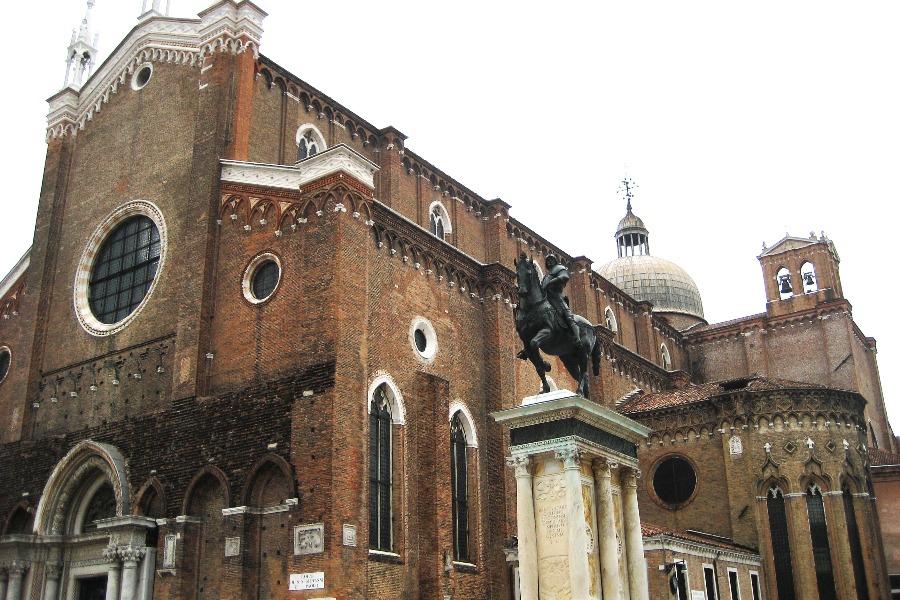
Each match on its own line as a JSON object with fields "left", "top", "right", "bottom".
{"left": 493, "top": 390, "right": 651, "bottom": 600}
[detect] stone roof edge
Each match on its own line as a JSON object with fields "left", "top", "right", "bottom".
{"left": 643, "top": 534, "right": 761, "bottom": 564}
{"left": 684, "top": 300, "right": 853, "bottom": 342}
{"left": 0, "top": 248, "right": 30, "bottom": 301}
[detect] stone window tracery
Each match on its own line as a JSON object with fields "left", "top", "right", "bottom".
{"left": 605, "top": 307, "right": 617, "bottom": 333}
{"left": 296, "top": 124, "right": 326, "bottom": 162}
{"left": 369, "top": 384, "right": 393, "bottom": 552}
{"left": 651, "top": 455, "right": 696, "bottom": 508}
{"left": 428, "top": 201, "right": 452, "bottom": 241}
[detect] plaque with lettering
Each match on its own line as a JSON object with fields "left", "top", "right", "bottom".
{"left": 289, "top": 572, "right": 325, "bottom": 591}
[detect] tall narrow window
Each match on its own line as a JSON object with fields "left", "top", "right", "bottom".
{"left": 430, "top": 207, "right": 445, "bottom": 239}
{"left": 842, "top": 487, "right": 869, "bottom": 600}
{"left": 429, "top": 202, "right": 451, "bottom": 241}
{"left": 727, "top": 569, "right": 741, "bottom": 600}
{"left": 806, "top": 484, "right": 837, "bottom": 600}
{"left": 703, "top": 565, "right": 719, "bottom": 600}
{"left": 369, "top": 386, "right": 393, "bottom": 551}
{"left": 749, "top": 572, "right": 761, "bottom": 600}
{"left": 777, "top": 267, "right": 793, "bottom": 300}
{"left": 766, "top": 485, "right": 796, "bottom": 600}
{"left": 450, "top": 413, "right": 469, "bottom": 562}
{"left": 800, "top": 261, "right": 817, "bottom": 293}
{"left": 605, "top": 307, "right": 617, "bottom": 333}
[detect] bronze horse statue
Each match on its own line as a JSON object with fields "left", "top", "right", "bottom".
{"left": 514, "top": 253, "right": 600, "bottom": 399}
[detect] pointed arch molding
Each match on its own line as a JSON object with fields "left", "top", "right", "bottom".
{"left": 34, "top": 440, "right": 130, "bottom": 535}
{"left": 448, "top": 400, "right": 479, "bottom": 448}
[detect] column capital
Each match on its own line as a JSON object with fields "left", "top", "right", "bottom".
{"left": 506, "top": 455, "right": 533, "bottom": 477}
{"left": 118, "top": 545, "right": 146, "bottom": 565}
{"left": 591, "top": 457, "right": 619, "bottom": 478}
{"left": 6, "top": 560, "right": 29, "bottom": 575}
{"left": 103, "top": 544, "right": 121, "bottom": 563}
{"left": 621, "top": 466, "right": 641, "bottom": 488}
{"left": 555, "top": 447, "right": 583, "bottom": 470}
{"left": 45, "top": 562, "right": 64, "bottom": 579}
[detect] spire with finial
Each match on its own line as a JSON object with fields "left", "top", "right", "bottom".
{"left": 63, "top": 0, "right": 99, "bottom": 89}
{"left": 139, "top": 0, "right": 171, "bottom": 20}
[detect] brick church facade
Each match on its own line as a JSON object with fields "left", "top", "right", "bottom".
{"left": 0, "top": 2, "right": 896, "bottom": 599}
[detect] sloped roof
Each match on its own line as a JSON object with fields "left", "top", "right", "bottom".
{"left": 620, "top": 376, "right": 835, "bottom": 415}
{"left": 641, "top": 523, "right": 759, "bottom": 553}
{"left": 868, "top": 447, "right": 900, "bottom": 467}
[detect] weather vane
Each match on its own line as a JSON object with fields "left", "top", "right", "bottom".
{"left": 618, "top": 176, "right": 638, "bottom": 212}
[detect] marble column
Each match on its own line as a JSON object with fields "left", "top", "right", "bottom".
{"left": 593, "top": 459, "right": 622, "bottom": 600}
{"left": 42, "top": 563, "right": 63, "bottom": 600}
{"left": 557, "top": 448, "right": 590, "bottom": 600}
{"left": 622, "top": 467, "right": 649, "bottom": 600}
{"left": 118, "top": 546, "right": 146, "bottom": 600}
{"left": 508, "top": 456, "right": 539, "bottom": 600}
{"left": 5, "top": 561, "right": 27, "bottom": 600}
{"left": 103, "top": 545, "right": 122, "bottom": 600}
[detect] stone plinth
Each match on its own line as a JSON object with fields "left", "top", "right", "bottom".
{"left": 493, "top": 390, "right": 651, "bottom": 600}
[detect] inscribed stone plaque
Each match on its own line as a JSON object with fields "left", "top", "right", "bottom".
{"left": 342, "top": 524, "right": 357, "bottom": 547}
{"left": 225, "top": 536, "right": 241, "bottom": 557}
{"left": 294, "top": 523, "right": 325, "bottom": 555}
{"left": 533, "top": 465, "right": 570, "bottom": 599}
{"left": 289, "top": 572, "right": 325, "bottom": 591}
{"left": 163, "top": 534, "right": 177, "bottom": 568}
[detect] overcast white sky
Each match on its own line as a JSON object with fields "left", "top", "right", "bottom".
{"left": 1, "top": 1, "right": 898, "bottom": 432}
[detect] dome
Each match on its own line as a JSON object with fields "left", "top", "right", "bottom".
{"left": 598, "top": 255, "right": 705, "bottom": 321}
{"left": 617, "top": 210, "right": 646, "bottom": 234}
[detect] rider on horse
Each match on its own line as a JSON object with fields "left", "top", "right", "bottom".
{"left": 542, "top": 254, "right": 581, "bottom": 347}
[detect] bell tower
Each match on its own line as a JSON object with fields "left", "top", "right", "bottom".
{"left": 63, "top": 0, "right": 99, "bottom": 89}
{"left": 758, "top": 232, "right": 843, "bottom": 315}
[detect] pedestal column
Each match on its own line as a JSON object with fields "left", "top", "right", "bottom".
{"left": 118, "top": 546, "right": 146, "bottom": 600}
{"left": 593, "top": 459, "right": 622, "bottom": 600}
{"left": 42, "top": 563, "right": 63, "bottom": 600}
{"left": 103, "top": 545, "right": 122, "bottom": 600}
{"left": 4, "top": 561, "right": 27, "bottom": 600}
{"left": 557, "top": 448, "right": 590, "bottom": 599}
{"left": 508, "top": 456, "right": 539, "bottom": 600}
{"left": 622, "top": 467, "right": 649, "bottom": 600}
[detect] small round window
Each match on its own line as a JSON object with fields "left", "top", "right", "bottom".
{"left": 0, "top": 347, "right": 10, "bottom": 384}
{"left": 652, "top": 456, "right": 697, "bottom": 508}
{"left": 132, "top": 63, "right": 153, "bottom": 90}
{"left": 243, "top": 253, "right": 282, "bottom": 304}
{"left": 409, "top": 317, "right": 437, "bottom": 361}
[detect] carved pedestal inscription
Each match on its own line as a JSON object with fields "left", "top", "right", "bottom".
{"left": 534, "top": 467, "right": 571, "bottom": 600}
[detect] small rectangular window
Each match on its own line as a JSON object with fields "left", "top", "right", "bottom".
{"left": 728, "top": 569, "right": 741, "bottom": 600}
{"left": 749, "top": 572, "right": 761, "bottom": 600}
{"left": 704, "top": 564, "right": 719, "bottom": 600}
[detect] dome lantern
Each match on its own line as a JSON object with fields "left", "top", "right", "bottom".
{"left": 616, "top": 178, "right": 649, "bottom": 257}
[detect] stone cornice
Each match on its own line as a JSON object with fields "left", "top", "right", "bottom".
{"left": 685, "top": 300, "right": 852, "bottom": 344}
{"left": 221, "top": 145, "right": 379, "bottom": 192}
{"left": 643, "top": 535, "right": 761, "bottom": 565}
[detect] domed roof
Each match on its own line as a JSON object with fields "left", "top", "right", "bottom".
{"left": 598, "top": 254, "right": 705, "bottom": 321}
{"left": 617, "top": 207, "right": 647, "bottom": 234}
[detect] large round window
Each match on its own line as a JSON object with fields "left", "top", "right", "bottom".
{"left": 652, "top": 456, "right": 697, "bottom": 507}
{"left": 89, "top": 216, "right": 161, "bottom": 324}
{"left": 242, "top": 253, "right": 282, "bottom": 304}
{"left": 409, "top": 316, "right": 437, "bottom": 361}
{"left": 74, "top": 201, "right": 167, "bottom": 336}
{"left": 0, "top": 347, "right": 10, "bottom": 384}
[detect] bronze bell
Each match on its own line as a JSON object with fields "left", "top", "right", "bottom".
{"left": 804, "top": 272, "right": 816, "bottom": 286}
{"left": 779, "top": 275, "right": 793, "bottom": 294}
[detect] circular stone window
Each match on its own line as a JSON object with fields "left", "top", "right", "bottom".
{"left": 0, "top": 347, "right": 10, "bottom": 384}
{"left": 409, "top": 317, "right": 437, "bottom": 361}
{"left": 132, "top": 63, "right": 153, "bottom": 90}
{"left": 242, "top": 253, "right": 282, "bottom": 304}
{"left": 74, "top": 201, "right": 167, "bottom": 336}
{"left": 652, "top": 456, "right": 697, "bottom": 508}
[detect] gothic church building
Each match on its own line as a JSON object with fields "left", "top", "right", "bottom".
{"left": 0, "top": 2, "right": 896, "bottom": 599}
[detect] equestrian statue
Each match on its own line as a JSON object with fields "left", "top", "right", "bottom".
{"left": 514, "top": 252, "right": 601, "bottom": 399}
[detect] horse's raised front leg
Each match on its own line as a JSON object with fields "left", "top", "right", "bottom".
{"left": 529, "top": 327, "right": 554, "bottom": 394}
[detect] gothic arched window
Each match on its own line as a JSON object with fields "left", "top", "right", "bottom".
{"left": 369, "top": 385, "right": 393, "bottom": 551}
{"left": 296, "top": 125, "right": 325, "bottom": 162}
{"left": 806, "top": 483, "right": 837, "bottom": 600}
{"left": 450, "top": 413, "right": 469, "bottom": 562}
{"left": 660, "top": 344, "right": 672, "bottom": 371}
{"left": 605, "top": 307, "right": 617, "bottom": 333}
{"left": 429, "top": 201, "right": 451, "bottom": 241}
{"left": 766, "top": 485, "right": 796, "bottom": 600}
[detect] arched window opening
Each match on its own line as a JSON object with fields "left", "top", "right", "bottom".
{"left": 660, "top": 344, "right": 672, "bottom": 371}
{"left": 370, "top": 385, "right": 393, "bottom": 552}
{"left": 428, "top": 201, "right": 452, "bottom": 241}
{"left": 605, "top": 307, "right": 617, "bottom": 333}
{"left": 450, "top": 413, "right": 469, "bottom": 562}
{"left": 777, "top": 267, "right": 793, "bottom": 300}
{"left": 81, "top": 481, "right": 116, "bottom": 533}
{"left": 842, "top": 486, "right": 869, "bottom": 600}
{"left": 766, "top": 485, "right": 796, "bottom": 600}
{"left": 806, "top": 483, "right": 837, "bottom": 600}
{"left": 296, "top": 125, "right": 325, "bottom": 162}
{"left": 800, "top": 261, "right": 817, "bottom": 294}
